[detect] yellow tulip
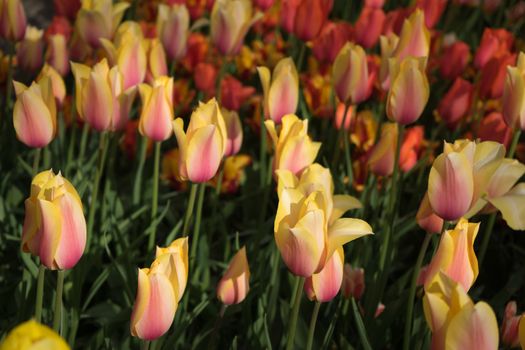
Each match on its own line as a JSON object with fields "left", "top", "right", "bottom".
{"left": 0, "top": 320, "right": 69, "bottom": 350}
{"left": 368, "top": 122, "right": 397, "bottom": 177}
{"left": 155, "top": 237, "right": 189, "bottom": 302}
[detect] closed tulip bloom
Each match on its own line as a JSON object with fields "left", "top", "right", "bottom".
{"left": 145, "top": 39, "right": 168, "bottom": 83}
{"left": 254, "top": 0, "right": 274, "bottom": 10}
{"left": 265, "top": 114, "right": 321, "bottom": 176}
{"left": 474, "top": 28, "right": 514, "bottom": 69}
{"left": 305, "top": 246, "right": 344, "bottom": 302}
{"left": 416, "top": 0, "right": 446, "bottom": 28}
{"left": 220, "top": 75, "right": 255, "bottom": 111}
{"left": 503, "top": 52, "right": 525, "bottom": 130}
{"left": 222, "top": 108, "right": 243, "bottom": 156}
{"left": 194, "top": 63, "right": 217, "bottom": 96}
{"left": 368, "top": 122, "right": 397, "bottom": 177}
{"left": 392, "top": 9, "right": 430, "bottom": 60}
{"left": 439, "top": 41, "right": 470, "bottom": 80}
{"left": 293, "top": 0, "right": 332, "bottom": 41}
{"left": 478, "top": 112, "right": 513, "bottom": 148}
{"left": 22, "top": 170, "right": 86, "bottom": 270}
{"left": 217, "top": 246, "right": 250, "bottom": 305}
{"left": 173, "top": 99, "right": 228, "bottom": 183}
{"left": 501, "top": 301, "right": 521, "bottom": 348}
{"left": 437, "top": 78, "right": 473, "bottom": 129}
{"left": 45, "top": 34, "right": 70, "bottom": 76}
{"left": 0, "top": 320, "right": 70, "bottom": 350}
{"left": 280, "top": 0, "right": 300, "bottom": 34}
{"left": 257, "top": 57, "right": 299, "bottom": 124}
{"left": 332, "top": 43, "right": 370, "bottom": 105}
{"left": 424, "top": 219, "right": 479, "bottom": 292}
{"left": 387, "top": 56, "right": 429, "bottom": 125}
{"left": 0, "top": 0, "right": 26, "bottom": 42}
{"left": 479, "top": 52, "right": 516, "bottom": 101}
{"left": 210, "top": 0, "right": 260, "bottom": 56}
{"left": 154, "top": 237, "right": 189, "bottom": 302}
{"left": 354, "top": 7, "right": 385, "bottom": 49}
{"left": 130, "top": 267, "right": 177, "bottom": 340}
{"left": 424, "top": 272, "right": 499, "bottom": 350}
{"left": 38, "top": 64, "right": 66, "bottom": 107}
{"left": 416, "top": 193, "right": 444, "bottom": 234}
{"left": 16, "top": 26, "right": 43, "bottom": 72}
{"left": 342, "top": 263, "right": 365, "bottom": 300}
{"left": 76, "top": 0, "right": 129, "bottom": 48}
{"left": 73, "top": 59, "right": 137, "bottom": 132}
{"left": 379, "top": 33, "right": 399, "bottom": 90}
{"left": 139, "top": 76, "right": 174, "bottom": 142}
{"left": 13, "top": 77, "right": 56, "bottom": 148}
{"left": 157, "top": 3, "right": 190, "bottom": 61}
{"left": 311, "top": 22, "right": 352, "bottom": 63}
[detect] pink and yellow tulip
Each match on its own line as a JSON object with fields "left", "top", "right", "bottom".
{"left": 332, "top": 42, "right": 371, "bottom": 105}
{"left": 154, "top": 237, "right": 189, "bottom": 302}
{"left": 21, "top": 170, "right": 86, "bottom": 270}
{"left": 502, "top": 52, "right": 525, "bottom": 130}
{"left": 222, "top": 108, "right": 243, "bottom": 157}
{"left": 144, "top": 38, "right": 168, "bottom": 83}
{"left": 138, "top": 76, "right": 174, "bottom": 142}
{"left": 305, "top": 247, "right": 344, "bottom": 302}
{"left": 217, "top": 246, "right": 250, "bottom": 305}
{"left": 392, "top": 9, "right": 430, "bottom": 60}
{"left": 0, "top": 0, "right": 26, "bottom": 42}
{"left": 16, "top": 26, "right": 43, "bottom": 72}
{"left": 38, "top": 64, "right": 66, "bottom": 107}
{"left": 45, "top": 34, "right": 70, "bottom": 77}
{"left": 157, "top": 3, "right": 190, "bottom": 62}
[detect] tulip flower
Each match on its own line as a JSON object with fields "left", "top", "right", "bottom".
{"left": 130, "top": 267, "right": 177, "bottom": 340}
{"left": 0, "top": 0, "right": 26, "bottom": 42}
{"left": 280, "top": 0, "right": 300, "bottom": 34}
{"left": 424, "top": 219, "right": 479, "bottom": 292}
{"left": 354, "top": 6, "right": 385, "bottom": 49}
{"left": 379, "top": 33, "right": 399, "bottom": 90}
{"left": 54, "top": 0, "right": 81, "bottom": 21}
{"left": 439, "top": 41, "right": 470, "bottom": 80}
{"left": 478, "top": 112, "right": 513, "bottom": 148}
{"left": 16, "top": 26, "right": 43, "bottom": 72}
{"left": 265, "top": 114, "right": 321, "bottom": 176}
{"left": 217, "top": 246, "right": 250, "bottom": 305}
{"left": 254, "top": 0, "right": 274, "bottom": 10}
{"left": 416, "top": 0, "right": 447, "bottom": 28}
{"left": 392, "top": 9, "right": 430, "bottom": 60}
{"left": 194, "top": 62, "right": 217, "bottom": 97}
{"left": 157, "top": 3, "right": 190, "bottom": 61}
{"left": 479, "top": 52, "right": 516, "bottom": 101}
{"left": 76, "top": 0, "right": 129, "bottom": 48}
{"left": 257, "top": 57, "right": 299, "bottom": 124}
{"left": 416, "top": 193, "right": 444, "bottom": 234}
{"left": 144, "top": 38, "right": 168, "bottom": 83}
{"left": 312, "top": 22, "right": 352, "bottom": 63}
{"left": 305, "top": 247, "right": 344, "bottom": 302}
{"left": 0, "top": 320, "right": 70, "bottom": 350}
{"left": 155, "top": 237, "right": 189, "bottom": 302}
{"left": 488, "top": 182, "right": 525, "bottom": 230}
{"left": 215, "top": 154, "right": 251, "bottom": 193}
{"left": 72, "top": 59, "right": 137, "bottom": 132}
{"left": 222, "top": 108, "right": 243, "bottom": 156}
{"left": 342, "top": 263, "right": 365, "bottom": 300}
{"left": 37, "top": 64, "right": 66, "bottom": 107}
{"left": 424, "top": 272, "right": 499, "bottom": 350}
{"left": 293, "top": 0, "right": 332, "bottom": 41}
{"left": 501, "top": 301, "right": 521, "bottom": 348}
{"left": 368, "top": 122, "right": 397, "bottom": 177}
{"left": 221, "top": 75, "right": 255, "bottom": 111}
{"left": 386, "top": 56, "right": 429, "bottom": 125}
{"left": 138, "top": 76, "right": 174, "bottom": 142}
{"left": 332, "top": 43, "right": 371, "bottom": 105}
{"left": 437, "top": 78, "right": 473, "bottom": 129}
{"left": 172, "top": 98, "right": 228, "bottom": 183}
{"left": 45, "top": 34, "right": 69, "bottom": 76}
{"left": 21, "top": 170, "right": 86, "bottom": 270}
{"left": 474, "top": 28, "right": 514, "bottom": 69}
{"left": 210, "top": 0, "right": 261, "bottom": 56}
{"left": 13, "top": 76, "right": 56, "bottom": 148}
{"left": 503, "top": 52, "right": 525, "bottom": 130}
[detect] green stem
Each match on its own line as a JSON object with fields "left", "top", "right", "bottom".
{"left": 285, "top": 277, "right": 305, "bottom": 350}
{"left": 306, "top": 302, "right": 321, "bottom": 350}
{"left": 32, "top": 148, "right": 41, "bottom": 176}
{"left": 402, "top": 232, "right": 432, "bottom": 350}
{"left": 34, "top": 264, "right": 45, "bottom": 322}
{"left": 351, "top": 297, "right": 372, "bottom": 350}
{"left": 132, "top": 136, "right": 148, "bottom": 205}
{"left": 215, "top": 59, "right": 229, "bottom": 103}
{"left": 508, "top": 129, "right": 521, "bottom": 159}
{"left": 53, "top": 270, "right": 65, "bottom": 332}
{"left": 5, "top": 49, "right": 13, "bottom": 113}
{"left": 86, "top": 132, "right": 109, "bottom": 251}
{"left": 182, "top": 183, "right": 198, "bottom": 236}
{"left": 215, "top": 166, "right": 224, "bottom": 196}
{"left": 259, "top": 109, "right": 267, "bottom": 188}
{"left": 141, "top": 340, "right": 150, "bottom": 350}
{"left": 148, "top": 142, "right": 161, "bottom": 250}
{"left": 331, "top": 103, "right": 351, "bottom": 171}
{"left": 190, "top": 183, "right": 206, "bottom": 259}
{"left": 478, "top": 212, "right": 496, "bottom": 267}
{"left": 296, "top": 41, "right": 306, "bottom": 72}
{"left": 78, "top": 123, "right": 90, "bottom": 164}
{"left": 209, "top": 304, "right": 227, "bottom": 349}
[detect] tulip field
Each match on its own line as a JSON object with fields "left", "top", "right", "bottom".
{"left": 3, "top": 0, "right": 525, "bottom": 349}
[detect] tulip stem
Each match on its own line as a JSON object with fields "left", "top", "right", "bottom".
{"left": 306, "top": 302, "right": 321, "bottom": 350}
{"left": 478, "top": 212, "right": 497, "bottom": 267}
{"left": 508, "top": 129, "right": 521, "bottom": 159}
{"left": 53, "top": 270, "right": 65, "bottom": 332}
{"left": 32, "top": 148, "right": 41, "bottom": 176}
{"left": 132, "top": 136, "right": 148, "bottom": 206}
{"left": 34, "top": 264, "right": 45, "bottom": 322}
{"left": 182, "top": 183, "right": 198, "bottom": 236}
{"left": 78, "top": 123, "right": 90, "bottom": 164}
{"left": 148, "top": 142, "right": 161, "bottom": 251}
{"left": 141, "top": 340, "right": 150, "bottom": 350}
{"left": 86, "top": 132, "right": 109, "bottom": 251}
{"left": 5, "top": 49, "right": 13, "bottom": 113}
{"left": 259, "top": 108, "right": 267, "bottom": 188}
{"left": 402, "top": 232, "right": 432, "bottom": 350}
{"left": 286, "top": 276, "right": 305, "bottom": 350}
{"left": 351, "top": 297, "right": 372, "bottom": 350}
{"left": 190, "top": 183, "right": 206, "bottom": 259}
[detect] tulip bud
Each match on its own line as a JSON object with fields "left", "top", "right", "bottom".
{"left": 478, "top": 112, "right": 513, "bottom": 148}
{"left": 312, "top": 21, "right": 352, "bottom": 63}
{"left": 503, "top": 52, "right": 525, "bottom": 130}
{"left": 416, "top": 193, "right": 444, "bottom": 234}
{"left": 0, "top": 0, "right": 26, "bottom": 42}
{"left": 474, "top": 28, "right": 514, "bottom": 69}
{"left": 333, "top": 43, "right": 370, "bottom": 105}
{"left": 0, "top": 320, "right": 69, "bottom": 350}
{"left": 257, "top": 57, "right": 299, "bottom": 124}
{"left": 13, "top": 77, "right": 57, "bottom": 148}
{"left": 221, "top": 75, "right": 255, "bottom": 111}
{"left": 439, "top": 41, "right": 470, "bottom": 80}
{"left": 342, "top": 263, "right": 365, "bottom": 300}
{"left": 157, "top": 3, "right": 190, "bottom": 61}
{"left": 437, "top": 77, "right": 474, "bottom": 129}
{"left": 479, "top": 52, "right": 517, "bottom": 101}
{"left": 194, "top": 62, "right": 217, "bottom": 96}
{"left": 222, "top": 108, "right": 243, "bottom": 156}
{"left": 379, "top": 33, "right": 399, "bottom": 90}
{"left": 501, "top": 301, "right": 521, "bottom": 348}
{"left": 280, "top": 0, "right": 300, "bottom": 34}
{"left": 293, "top": 0, "right": 332, "bottom": 41}
{"left": 138, "top": 76, "right": 174, "bottom": 141}
{"left": 305, "top": 247, "right": 344, "bottom": 302}
{"left": 386, "top": 56, "right": 429, "bottom": 125}
{"left": 38, "top": 64, "right": 66, "bottom": 107}
{"left": 45, "top": 34, "right": 70, "bottom": 76}
{"left": 354, "top": 7, "right": 385, "bottom": 49}
{"left": 22, "top": 170, "right": 86, "bottom": 270}
{"left": 416, "top": 0, "right": 447, "bottom": 28}
{"left": 217, "top": 246, "right": 250, "bottom": 305}
{"left": 130, "top": 268, "right": 177, "bottom": 340}
{"left": 265, "top": 114, "right": 321, "bottom": 176}
{"left": 368, "top": 123, "right": 397, "bottom": 177}
{"left": 155, "top": 237, "right": 189, "bottom": 302}
{"left": 392, "top": 9, "right": 430, "bottom": 60}
{"left": 172, "top": 99, "right": 228, "bottom": 183}
{"left": 145, "top": 38, "right": 168, "bottom": 84}
{"left": 16, "top": 26, "right": 43, "bottom": 72}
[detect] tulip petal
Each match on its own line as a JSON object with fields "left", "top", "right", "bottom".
{"left": 327, "top": 218, "right": 373, "bottom": 259}
{"left": 13, "top": 89, "right": 55, "bottom": 148}
{"left": 489, "top": 183, "right": 525, "bottom": 230}
{"left": 186, "top": 125, "right": 223, "bottom": 183}
{"left": 217, "top": 246, "right": 250, "bottom": 305}
{"left": 309, "top": 247, "right": 344, "bottom": 302}
{"left": 37, "top": 199, "right": 62, "bottom": 269}
{"left": 330, "top": 195, "right": 362, "bottom": 223}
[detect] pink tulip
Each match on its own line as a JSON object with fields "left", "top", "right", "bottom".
{"left": 354, "top": 7, "right": 385, "bottom": 49}
{"left": 416, "top": 0, "right": 447, "bottom": 28}
{"left": 217, "top": 247, "right": 250, "bottom": 305}
{"left": 305, "top": 247, "right": 344, "bottom": 302}
{"left": 222, "top": 108, "right": 243, "bottom": 156}
{"left": 501, "top": 301, "right": 521, "bottom": 348}
{"left": 437, "top": 78, "right": 474, "bottom": 129}
{"left": 439, "top": 41, "right": 470, "bottom": 80}
{"left": 312, "top": 21, "right": 352, "bottom": 63}
{"left": 474, "top": 28, "right": 514, "bottom": 69}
